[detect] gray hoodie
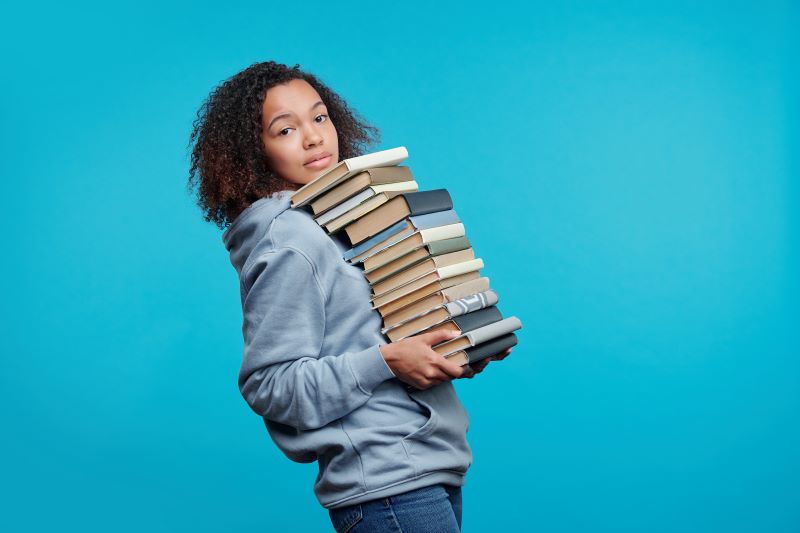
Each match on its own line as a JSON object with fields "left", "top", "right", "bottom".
{"left": 222, "top": 190, "right": 472, "bottom": 509}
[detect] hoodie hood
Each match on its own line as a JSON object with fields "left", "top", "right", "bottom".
{"left": 222, "top": 190, "right": 294, "bottom": 276}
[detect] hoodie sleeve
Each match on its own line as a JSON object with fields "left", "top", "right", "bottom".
{"left": 237, "top": 246, "right": 396, "bottom": 431}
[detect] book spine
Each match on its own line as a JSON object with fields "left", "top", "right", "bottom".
{"left": 444, "top": 289, "right": 499, "bottom": 318}
{"left": 425, "top": 235, "right": 471, "bottom": 256}
{"left": 450, "top": 306, "right": 504, "bottom": 332}
{"left": 347, "top": 146, "right": 408, "bottom": 173}
{"left": 418, "top": 223, "right": 465, "bottom": 243}
{"left": 462, "top": 333, "right": 519, "bottom": 364}
{"left": 315, "top": 189, "right": 372, "bottom": 226}
{"left": 342, "top": 220, "right": 408, "bottom": 261}
{"left": 441, "top": 277, "right": 491, "bottom": 302}
{"left": 370, "top": 180, "right": 419, "bottom": 194}
{"left": 403, "top": 189, "right": 453, "bottom": 216}
{"left": 464, "top": 316, "right": 522, "bottom": 346}
{"left": 408, "top": 209, "right": 461, "bottom": 231}
{"left": 436, "top": 258, "right": 483, "bottom": 280}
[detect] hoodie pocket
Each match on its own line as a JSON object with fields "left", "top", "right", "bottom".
{"left": 401, "top": 384, "right": 471, "bottom": 477}
{"left": 401, "top": 392, "right": 440, "bottom": 441}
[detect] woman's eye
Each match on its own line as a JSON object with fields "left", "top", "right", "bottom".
{"left": 315, "top": 114, "right": 328, "bottom": 123}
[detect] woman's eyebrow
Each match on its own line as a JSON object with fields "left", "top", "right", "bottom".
{"left": 268, "top": 101, "right": 326, "bottom": 130}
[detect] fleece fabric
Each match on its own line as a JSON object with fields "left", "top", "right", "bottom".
{"left": 222, "top": 190, "right": 472, "bottom": 509}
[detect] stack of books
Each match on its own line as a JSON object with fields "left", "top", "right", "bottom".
{"left": 290, "top": 146, "right": 521, "bottom": 368}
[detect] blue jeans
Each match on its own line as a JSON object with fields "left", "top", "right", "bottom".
{"left": 328, "top": 484, "right": 462, "bottom": 532}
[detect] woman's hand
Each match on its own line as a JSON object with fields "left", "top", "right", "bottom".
{"left": 379, "top": 329, "right": 467, "bottom": 390}
{"left": 460, "top": 347, "right": 513, "bottom": 379}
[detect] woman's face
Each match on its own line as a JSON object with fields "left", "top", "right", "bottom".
{"left": 260, "top": 79, "right": 340, "bottom": 187}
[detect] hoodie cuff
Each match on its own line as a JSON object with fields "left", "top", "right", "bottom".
{"left": 349, "top": 344, "right": 396, "bottom": 394}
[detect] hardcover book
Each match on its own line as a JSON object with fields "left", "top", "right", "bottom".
{"left": 315, "top": 180, "right": 419, "bottom": 227}
{"left": 422, "top": 305, "right": 504, "bottom": 337}
{"left": 374, "top": 271, "right": 482, "bottom": 316}
{"left": 446, "top": 333, "right": 519, "bottom": 366}
{"left": 433, "top": 316, "right": 522, "bottom": 357}
{"left": 363, "top": 229, "right": 468, "bottom": 275}
{"left": 291, "top": 146, "right": 408, "bottom": 207}
{"left": 344, "top": 209, "right": 461, "bottom": 263}
{"left": 364, "top": 234, "right": 470, "bottom": 285}
{"left": 345, "top": 189, "right": 453, "bottom": 245}
{"left": 370, "top": 249, "right": 476, "bottom": 298}
{"left": 310, "top": 166, "right": 415, "bottom": 215}
{"left": 383, "top": 286, "right": 496, "bottom": 341}
{"left": 370, "top": 258, "right": 484, "bottom": 307}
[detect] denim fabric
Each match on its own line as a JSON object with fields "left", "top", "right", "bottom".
{"left": 328, "top": 484, "right": 462, "bottom": 532}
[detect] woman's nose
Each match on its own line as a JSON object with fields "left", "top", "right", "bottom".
{"left": 303, "top": 126, "right": 323, "bottom": 148}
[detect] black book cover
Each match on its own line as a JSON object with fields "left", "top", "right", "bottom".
{"left": 464, "top": 333, "right": 518, "bottom": 364}
{"left": 402, "top": 189, "right": 453, "bottom": 217}
{"left": 451, "top": 306, "right": 503, "bottom": 333}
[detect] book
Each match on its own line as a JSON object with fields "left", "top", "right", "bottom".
{"left": 363, "top": 230, "right": 469, "bottom": 275}
{"left": 364, "top": 234, "right": 470, "bottom": 285}
{"left": 370, "top": 258, "right": 483, "bottom": 306}
{"left": 381, "top": 284, "right": 500, "bottom": 336}
{"left": 446, "top": 333, "right": 519, "bottom": 366}
{"left": 370, "top": 249, "right": 476, "bottom": 298}
{"left": 345, "top": 189, "right": 453, "bottom": 245}
{"left": 422, "top": 305, "right": 504, "bottom": 337}
{"left": 322, "top": 187, "right": 423, "bottom": 233}
{"left": 342, "top": 220, "right": 411, "bottom": 262}
{"left": 315, "top": 180, "right": 419, "bottom": 227}
{"left": 310, "top": 166, "right": 415, "bottom": 215}
{"left": 375, "top": 271, "right": 481, "bottom": 316}
{"left": 343, "top": 209, "right": 460, "bottom": 263}
{"left": 291, "top": 146, "right": 408, "bottom": 207}
{"left": 382, "top": 286, "right": 499, "bottom": 342}
{"left": 433, "top": 316, "right": 522, "bottom": 357}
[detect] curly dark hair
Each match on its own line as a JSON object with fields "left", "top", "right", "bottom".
{"left": 188, "top": 61, "right": 380, "bottom": 229}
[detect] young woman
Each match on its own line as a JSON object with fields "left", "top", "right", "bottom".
{"left": 188, "top": 60, "right": 510, "bottom": 532}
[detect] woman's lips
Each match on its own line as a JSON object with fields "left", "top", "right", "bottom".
{"left": 304, "top": 155, "right": 332, "bottom": 169}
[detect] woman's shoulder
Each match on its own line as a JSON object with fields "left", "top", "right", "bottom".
{"left": 269, "top": 204, "right": 342, "bottom": 269}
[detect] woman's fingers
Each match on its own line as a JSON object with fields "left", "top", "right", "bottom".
{"left": 437, "top": 357, "right": 468, "bottom": 378}
{"left": 416, "top": 328, "right": 460, "bottom": 347}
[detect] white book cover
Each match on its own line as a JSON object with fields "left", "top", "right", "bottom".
{"left": 436, "top": 259, "right": 484, "bottom": 281}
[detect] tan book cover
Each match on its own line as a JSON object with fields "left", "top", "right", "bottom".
{"left": 371, "top": 256, "right": 482, "bottom": 301}
{"left": 324, "top": 190, "right": 407, "bottom": 233}
{"left": 381, "top": 278, "right": 491, "bottom": 332}
{"left": 291, "top": 147, "right": 408, "bottom": 207}
{"left": 345, "top": 195, "right": 411, "bottom": 244}
{"left": 316, "top": 181, "right": 419, "bottom": 227}
{"left": 370, "top": 249, "right": 475, "bottom": 298}
{"left": 310, "top": 166, "right": 414, "bottom": 215}
{"left": 349, "top": 221, "right": 415, "bottom": 264}
{"left": 374, "top": 270, "right": 481, "bottom": 314}
{"left": 362, "top": 223, "right": 466, "bottom": 273}
{"left": 365, "top": 247, "right": 431, "bottom": 285}
{"left": 445, "top": 351, "right": 470, "bottom": 366}
{"left": 386, "top": 307, "right": 452, "bottom": 342}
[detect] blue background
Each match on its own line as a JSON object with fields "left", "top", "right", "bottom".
{"left": 1, "top": 1, "right": 797, "bottom": 531}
